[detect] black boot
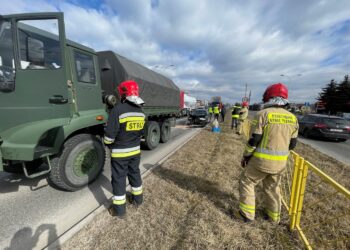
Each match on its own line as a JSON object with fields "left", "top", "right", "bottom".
{"left": 108, "top": 204, "right": 126, "bottom": 219}
{"left": 129, "top": 193, "right": 143, "bottom": 207}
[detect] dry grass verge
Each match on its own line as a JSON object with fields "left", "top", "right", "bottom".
{"left": 292, "top": 143, "right": 350, "bottom": 249}
{"left": 63, "top": 117, "right": 348, "bottom": 250}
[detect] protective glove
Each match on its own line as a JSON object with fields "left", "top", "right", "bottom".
{"left": 241, "top": 156, "right": 252, "bottom": 168}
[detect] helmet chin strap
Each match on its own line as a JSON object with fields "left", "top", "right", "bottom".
{"left": 120, "top": 95, "right": 127, "bottom": 103}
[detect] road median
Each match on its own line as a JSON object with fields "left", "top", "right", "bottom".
{"left": 63, "top": 118, "right": 349, "bottom": 249}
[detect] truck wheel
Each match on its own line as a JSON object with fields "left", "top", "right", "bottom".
{"left": 143, "top": 121, "right": 160, "bottom": 150}
{"left": 48, "top": 134, "right": 105, "bottom": 191}
{"left": 160, "top": 120, "right": 171, "bottom": 143}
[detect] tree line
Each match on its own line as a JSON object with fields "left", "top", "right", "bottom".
{"left": 318, "top": 75, "right": 350, "bottom": 114}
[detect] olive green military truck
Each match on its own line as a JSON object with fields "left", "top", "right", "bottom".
{"left": 0, "top": 13, "right": 180, "bottom": 191}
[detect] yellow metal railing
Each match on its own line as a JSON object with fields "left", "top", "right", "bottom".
{"left": 242, "top": 119, "right": 350, "bottom": 249}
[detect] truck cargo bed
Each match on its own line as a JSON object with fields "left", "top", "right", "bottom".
{"left": 97, "top": 51, "right": 180, "bottom": 109}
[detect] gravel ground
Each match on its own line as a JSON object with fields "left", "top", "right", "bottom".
{"left": 62, "top": 117, "right": 349, "bottom": 250}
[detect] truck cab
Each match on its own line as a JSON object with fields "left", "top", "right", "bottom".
{"left": 0, "top": 13, "right": 107, "bottom": 191}
{"left": 0, "top": 12, "right": 180, "bottom": 191}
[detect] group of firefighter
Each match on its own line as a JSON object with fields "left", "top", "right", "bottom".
{"left": 103, "top": 80, "right": 299, "bottom": 225}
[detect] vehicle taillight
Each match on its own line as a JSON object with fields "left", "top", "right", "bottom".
{"left": 313, "top": 123, "right": 328, "bottom": 129}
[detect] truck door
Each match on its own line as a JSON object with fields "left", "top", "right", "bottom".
{"left": 69, "top": 47, "right": 103, "bottom": 112}
{"left": 0, "top": 13, "right": 70, "bottom": 134}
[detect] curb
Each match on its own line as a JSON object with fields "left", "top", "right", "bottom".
{"left": 46, "top": 128, "right": 202, "bottom": 250}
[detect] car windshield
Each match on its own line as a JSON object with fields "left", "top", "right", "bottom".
{"left": 0, "top": 20, "right": 16, "bottom": 85}
{"left": 194, "top": 110, "right": 206, "bottom": 115}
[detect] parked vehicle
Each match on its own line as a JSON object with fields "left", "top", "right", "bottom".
{"left": 210, "top": 96, "right": 223, "bottom": 110}
{"left": 299, "top": 114, "right": 350, "bottom": 142}
{"left": 188, "top": 109, "right": 209, "bottom": 127}
{"left": 184, "top": 93, "right": 197, "bottom": 111}
{"left": 0, "top": 12, "right": 180, "bottom": 191}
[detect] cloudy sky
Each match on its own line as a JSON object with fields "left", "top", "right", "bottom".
{"left": 2, "top": 0, "right": 350, "bottom": 104}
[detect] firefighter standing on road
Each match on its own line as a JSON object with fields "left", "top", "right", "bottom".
{"left": 208, "top": 106, "right": 213, "bottom": 121}
{"left": 104, "top": 80, "right": 146, "bottom": 218}
{"left": 237, "top": 101, "right": 249, "bottom": 135}
{"left": 231, "top": 103, "right": 241, "bottom": 131}
{"left": 213, "top": 104, "right": 220, "bottom": 121}
{"left": 221, "top": 104, "right": 226, "bottom": 122}
{"left": 237, "top": 83, "right": 298, "bottom": 223}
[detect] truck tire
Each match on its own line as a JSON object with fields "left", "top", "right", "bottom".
{"left": 143, "top": 121, "right": 160, "bottom": 150}
{"left": 160, "top": 120, "right": 171, "bottom": 143}
{"left": 48, "top": 134, "right": 105, "bottom": 191}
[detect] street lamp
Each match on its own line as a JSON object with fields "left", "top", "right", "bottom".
{"left": 280, "top": 74, "right": 302, "bottom": 82}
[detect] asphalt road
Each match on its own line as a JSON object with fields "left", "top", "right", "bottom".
{"left": 298, "top": 137, "right": 350, "bottom": 165}
{"left": 0, "top": 118, "right": 199, "bottom": 250}
{"left": 248, "top": 110, "right": 350, "bottom": 165}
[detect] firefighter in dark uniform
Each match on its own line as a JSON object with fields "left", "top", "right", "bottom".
{"left": 237, "top": 83, "right": 298, "bottom": 223}
{"left": 231, "top": 103, "right": 241, "bottom": 131}
{"left": 104, "top": 80, "right": 146, "bottom": 218}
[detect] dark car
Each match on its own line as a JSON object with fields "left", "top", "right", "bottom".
{"left": 299, "top": 114, "right": 350, "bottom": 142}
{"left": 188, "top": 109, "right": 208, "bottom": 126}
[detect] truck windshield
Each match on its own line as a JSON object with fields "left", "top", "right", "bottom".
{"left": 0, "top": 20, "right": 15, "bottom": 88}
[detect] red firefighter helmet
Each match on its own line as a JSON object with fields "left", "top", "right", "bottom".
{"left": 242, "top": 101, "right": 249, "bottom": 107}
{"left": 262, "top": 83, "right": 288, "bottom": 102}
{"left": 118, "top": 80, "right": 139, "bottom": 97}
{"left": 117, "top": 80, "right": 144, "bottom": 105}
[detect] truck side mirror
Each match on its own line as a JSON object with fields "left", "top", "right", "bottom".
{"left": 27, "top": 37, "right": 45, "bottom": 65}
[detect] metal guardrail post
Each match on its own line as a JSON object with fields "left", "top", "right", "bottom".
{"left": 290, "top": 155, "right": 304, "bottom": 230}
{"left": 296, "top": 158, "right": 309, "bottom": 227}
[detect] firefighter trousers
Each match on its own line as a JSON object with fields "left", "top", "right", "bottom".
{"left": 239, "top": 164, "right": 283, "bottom": 222}
{"left": 111, "top": 156, "right": 143, "bottom": 215}
{"left": 214, "top": 113, "right": 220, "bottom": 121}
{"left": 231, "top": 118, "right": 238, "bottom": 129}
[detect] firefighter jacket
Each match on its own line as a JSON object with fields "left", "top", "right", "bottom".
{"left": 239, "top": 107, "right": 249, "bottom": 120}
{"left": 244, "top": 107, "right": 298, "bottom": 174}
{"left": 231, "top": 105, "right": 241, "bottom": 118}
{"left": 208, "top": 107, "right": 213, "bottom": 113}
{"left": 104, "top": 101, "right": 146, "bottom": 158}
{"left": 213, "top": 106, "right": 220, "bottom": 114}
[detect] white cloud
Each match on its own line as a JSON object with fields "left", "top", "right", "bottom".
{"left": 1, "top": 0, "right": 350, "bottom": 104}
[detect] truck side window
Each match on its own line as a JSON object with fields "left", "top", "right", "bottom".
{"left": 74, "top": 51, "right": 96, "bottom": 84}
{"left": 17, "top": 19, "right": 61, "bottom": 70}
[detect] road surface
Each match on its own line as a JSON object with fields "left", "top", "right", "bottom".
{"left": 0, "top": 118, "right": 199, "bottom": 250}
{"left": 298, "top": 137, "right": 350, "bottom": 165}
